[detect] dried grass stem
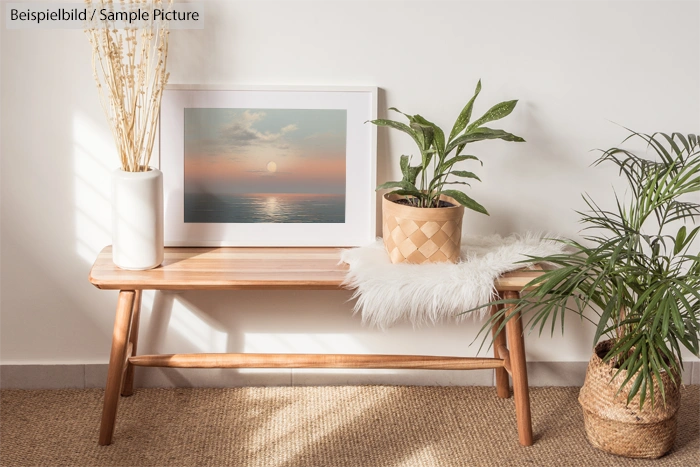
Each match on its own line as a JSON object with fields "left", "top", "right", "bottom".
{"left": 85, "top": 0, "right": 171, "bottom": 172}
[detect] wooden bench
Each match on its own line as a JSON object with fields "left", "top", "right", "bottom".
{"left": 89, "top": 246, "right": 541, "bottom": 446}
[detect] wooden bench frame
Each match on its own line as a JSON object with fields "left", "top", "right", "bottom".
{"left": 89, "top": 246, "right": 539, "bottom": 446}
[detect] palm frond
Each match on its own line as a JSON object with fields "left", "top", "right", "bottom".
{"left": 469, "top": 130, "right": 700, "bottom": 409}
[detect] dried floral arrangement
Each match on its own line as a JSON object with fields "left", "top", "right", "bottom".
{"left": 85, "top": 0, "right": 172, "bottom": 172}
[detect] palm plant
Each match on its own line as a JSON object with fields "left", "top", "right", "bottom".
{"left": 483, "top": 131, "right": 700, "bottom": 408}
{"left": 369, "top": 80, "right": 524, "bottom": 214}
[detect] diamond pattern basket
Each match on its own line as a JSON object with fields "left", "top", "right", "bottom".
{"left": 382, "top": 193, "right": 464, "bottom": 264}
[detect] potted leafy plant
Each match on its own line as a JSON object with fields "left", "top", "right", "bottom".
{"left": 484, "top": 131, "right": 700, "bottom": 458}
{"left": 369, "top": 81, "right": 524, "bottom": 264}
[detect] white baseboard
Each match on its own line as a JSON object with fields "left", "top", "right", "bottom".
{"left": 2, "top": 362, "right": 698, "bottom": 389}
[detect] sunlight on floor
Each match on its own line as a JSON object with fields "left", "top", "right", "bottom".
{"left": 245, "top": 387, "right": 391, "bottom": 464}
{"left": 400, "top": 444, "right": 439, "bottom": 465}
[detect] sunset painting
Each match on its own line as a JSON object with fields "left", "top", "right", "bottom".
{"left": 183, "top": 108, "right": 347, "bottom": 223}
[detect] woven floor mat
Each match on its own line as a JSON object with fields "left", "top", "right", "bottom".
{"left": 1, "top": 385, "right": 698, "bottom": 467}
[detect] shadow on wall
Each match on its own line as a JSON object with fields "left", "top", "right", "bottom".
{"left": 131, "top": 289, "right": 396, "bottom": 388}
{"left": 74, "top": 112, "right": 236, "bottom": 371}
{"left": 374, "top": 88, "right": 390, "bottom": 237}
{"left": 72, "top": 111, "right": 381, "bottom": 383}
{"left": 72, "top": 112, "right": 113, "bottom": 264}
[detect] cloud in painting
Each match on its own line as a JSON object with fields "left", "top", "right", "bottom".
{"left": 219, "top": 111, "right": 298, "bottom": 148}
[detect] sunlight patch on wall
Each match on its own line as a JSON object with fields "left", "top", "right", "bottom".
{"left": 169, "top": 297, "right": 228, "bottom": 352}
{"left": 75, "top": 214, "right": 108, "bottom": 263}
{"left": 242, "top": 333, "right": 368, "bottom": 354}
{"left": 72, "top": 112, "right": 114, "bottom": 263}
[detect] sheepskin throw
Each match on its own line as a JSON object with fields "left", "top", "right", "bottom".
{"left": 341, "top": 234, "right": 566, "bottom": 328}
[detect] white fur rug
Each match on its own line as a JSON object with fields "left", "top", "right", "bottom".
{"left": 340, "top": 234, "right": 565, "bottom": 328}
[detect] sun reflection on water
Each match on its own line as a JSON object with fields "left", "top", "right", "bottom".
{"left": 263, "top": 195, "right": 279, "bottom": 218}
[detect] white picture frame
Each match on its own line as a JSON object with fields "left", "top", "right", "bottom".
{"left": 160, "top": 85, "right": 377, "bottom": 247}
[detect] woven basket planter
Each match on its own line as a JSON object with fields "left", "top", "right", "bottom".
{"left": 578, "top": 340, "right": 680, "bottom": 459}
{"left": 382, "top": 193, "right": 464, "bottom": 264}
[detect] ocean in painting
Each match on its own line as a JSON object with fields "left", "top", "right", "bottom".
{"left": 185, "top": 193, "right": 346, "bottom": 223}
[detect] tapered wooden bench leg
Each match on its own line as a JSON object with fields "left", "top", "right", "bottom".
{"left": 121, "top": 290, "right": 142, "bottom": 397}
{"left": 491, "top": 301, "right": 510, "bottom": 399}
{"left": 99, "top": 290, "right": 135, "bottom": 446}
{"left": 503, "top": 290, "right": 533, "bottom": 446}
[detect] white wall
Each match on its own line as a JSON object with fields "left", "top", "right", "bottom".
{"left": 1, "top": 1, "right": 699, "bottom": 379}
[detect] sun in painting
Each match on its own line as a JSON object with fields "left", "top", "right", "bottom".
{"left": 266, "top": 161, "right": 277, "bottom": 173}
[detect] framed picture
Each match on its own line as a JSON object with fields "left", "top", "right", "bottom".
{"left": 160, "top": 85, "right": 377, "bottom": 247}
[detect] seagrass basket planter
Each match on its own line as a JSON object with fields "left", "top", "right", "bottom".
{"left": 578, "top": 339, "right": 681, "bottom": 459}
{"left": 382, "top": 193, "right": 464, "bottom": 264}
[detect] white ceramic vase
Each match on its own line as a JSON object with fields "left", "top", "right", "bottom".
{"left": 111, "top": 167, "right": 164, "bottom": 270}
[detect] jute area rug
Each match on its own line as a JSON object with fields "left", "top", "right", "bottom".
{"left": 1, "top": 386, "right": 698, "bottom": 467}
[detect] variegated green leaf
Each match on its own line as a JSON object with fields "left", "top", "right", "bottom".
{"left": 439, "top": 155, "right": 481, "bottom": 172}
{"left": 466, "top": 99, "right": 519, "bottom": 132}
{"left": 411, "top": 122, "right": 435, "bottom": 151}
{"left": 392, "top": 189, "right": 426, "bottom": 200}
{"left": 451, "top": 170, "right": 481, "bottom": 181}
{"left": 446, "top": 127, "right": 525, "bottom": 153}
{"left": 441, "top": 189, "right": 489, "bottom": 215}
{"left": 412, "top": 114, "right": 445, "bottom": 157}
{"left": 367, "top": 119, "right": 421, "bottom": 148}
{"left": 400, "top": 155, "right": 422, "bottom": 185}
{"left": 376, "top": 180, "right": 418, "bottom": 192}
{"left": 448, "top": 79, "right": 482, "bottom": 141}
